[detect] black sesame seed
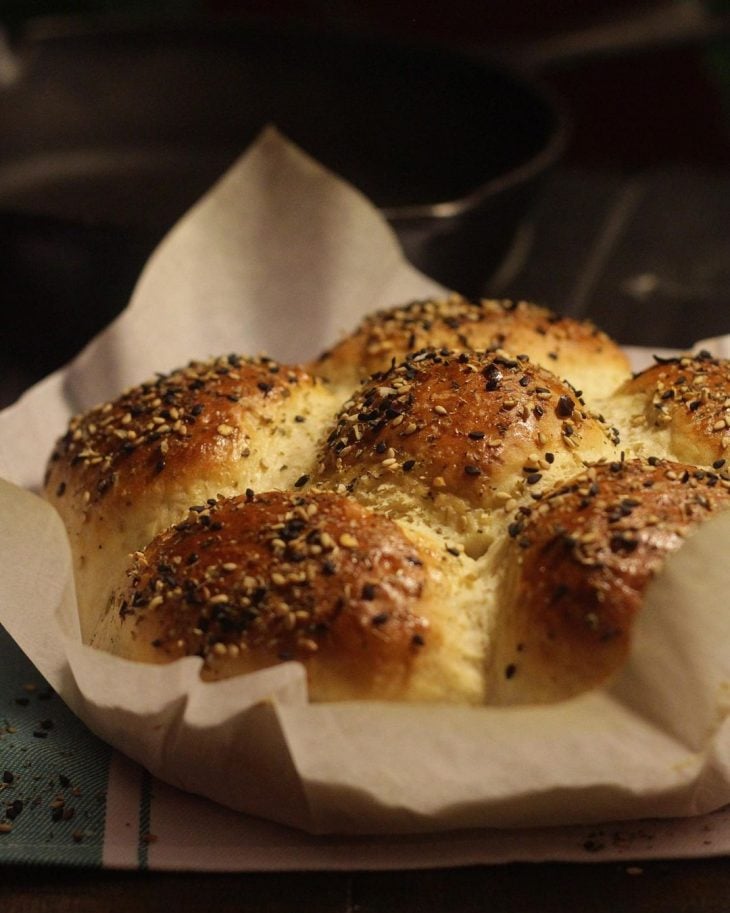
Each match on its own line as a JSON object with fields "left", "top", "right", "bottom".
{"left": 468, "top": 431, "right": 485, "bottom": 440}
{"left": 556, "top": 395, "right": 575, "bottom": 418}
{"left": 294, "top": 474, "right": 309, "bottom": 488}
{"left": 484, "top": 364, "right": 503, "bottom": 391}
{"left": 464, "top": 464, "right": 482, "bottom": 476}
{"left": 402, "top": 459, "right": 416, "bottom": 472}
{"left": 713, "top": 459, "right": 726, "bottom": 469}
{"left": 504, "top": 663, "right": 517, "bottom": 679}
{"left": 6, "top": 800, "right": 23, "bottom": 821}
{"left": 610, "top": 534, "right": 639, "bottom": 553}
{"left": 362, "top": 584, "right": 377, "bottom": 601}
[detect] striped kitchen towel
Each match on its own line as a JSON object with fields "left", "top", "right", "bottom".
{"left": 3, "top": 623, "right": 730, "bottom": 871}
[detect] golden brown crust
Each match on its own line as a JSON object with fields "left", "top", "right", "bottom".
{"left": 95, "top": 490, "right": 450, "bottom": 700}
{"left": 44, "top": 354, "right": 339, "bottom": 641}
{"left": 313, "top": 348, "right": 618, "bottom": 551}
{"left": 312, "top": 296, "right": 631, "bottom": 401}
{"left": 613, "top": 352, "right": 730, "bottom": 467}
{"left": 490, "top": 457, "right": 730, "bottom": 704}
{"left": 44, "top": 354, "right": 326, "bottom": 511}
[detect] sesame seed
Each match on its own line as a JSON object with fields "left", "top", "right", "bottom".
{"left": 556, "top": 395, "right": 575, "bottom": 418}
{"left": 320, "top": 532, "right": 336, "bottom": 549}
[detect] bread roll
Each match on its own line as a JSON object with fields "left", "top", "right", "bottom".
{"left": 312, "top": 296, "right": 631, "bottom": 402}
{"left": 43, "top": 297, "right": 730, "bottom": 707}
{"left": 312, "top": 348, "right": 619, "bottom": 557}
{"left": 488, "top": 457, "right": 730, "bottom": 705}
{"left": 92, "top": 489, "right": 492, "bottom": 703}
{"left": 605, "top": 352, "right": 730, "bottom": 468}
{"left": 44, "top": 355, "right": 339, "bottom": 641}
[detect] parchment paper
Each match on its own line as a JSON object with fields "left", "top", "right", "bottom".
{"left": 1, "top": 127, "right": 729, "bottom": 836}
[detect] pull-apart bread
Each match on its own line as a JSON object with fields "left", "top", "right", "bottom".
{"left": 44, "top": 298, "right": 730, "bottom": 704}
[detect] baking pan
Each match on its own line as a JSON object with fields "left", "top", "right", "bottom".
{"left": 0, "top": 16, "right": 566, "bottom": 392}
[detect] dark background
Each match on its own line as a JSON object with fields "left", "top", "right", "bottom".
{"left": 1, "top": 0, "right": 730, "bottom": 406}
{"left": 3, "top": 0, "right": 730, "bottom": 169}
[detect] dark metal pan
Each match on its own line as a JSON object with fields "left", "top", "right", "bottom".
{"left": 0, "top": 16, "right": 567, "bottom": 396}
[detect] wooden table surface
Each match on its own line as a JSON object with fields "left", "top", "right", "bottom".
{"left": 4, "top": 857, "right": 730, "bottom": 912}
